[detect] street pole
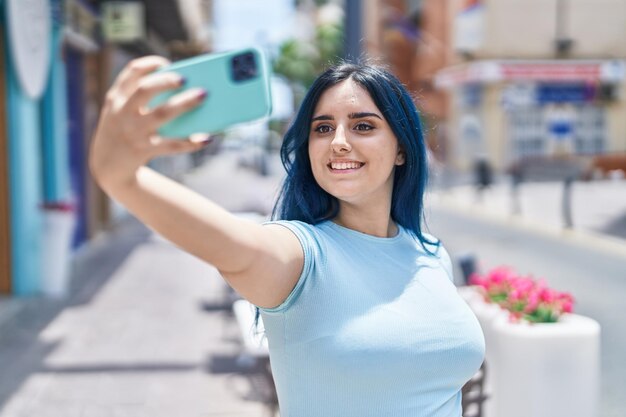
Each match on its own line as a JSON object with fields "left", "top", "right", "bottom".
{"left": 510, "top": 166, "right": 522, "bottom": 215}
{"left": 562, "top": 176, "right": 574, "bottom": 228}
{"left": 555, "top": 0, "right": 573, "bottom": 55}
{"left": 343, "top": 0, "right": 362, "bottom": 60}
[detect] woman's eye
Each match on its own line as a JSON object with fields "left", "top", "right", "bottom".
{"left": 354, "top": 123, "right": 373, "bottom": 131}
{"left": 314, "top": 125, "right": 333, "bottom": 134}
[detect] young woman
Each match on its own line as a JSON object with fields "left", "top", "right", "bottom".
{"left": 90, "top": 56, "right": 485, "bottom": 416}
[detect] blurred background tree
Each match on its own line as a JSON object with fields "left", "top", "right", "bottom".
{"left": 273, "top": 4, "right": 344, "bottom": 89}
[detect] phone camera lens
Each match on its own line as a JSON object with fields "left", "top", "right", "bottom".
{"left": 231, "top": 52, "right": 258, "bottom": 82}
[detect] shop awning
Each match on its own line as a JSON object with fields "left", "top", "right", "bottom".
{"left": 435, "top": 60, "right": 626, "bottom": 89}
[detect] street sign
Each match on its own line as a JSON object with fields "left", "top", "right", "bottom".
{"left": 102, "top": 1, "right": 145, "bottom": 43}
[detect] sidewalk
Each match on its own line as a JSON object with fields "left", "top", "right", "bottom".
{"left": 427, "top": 177, "right": 626, "bottom": 257}
{"left": 0, "top": 150, "right": 284, "bottom": 417}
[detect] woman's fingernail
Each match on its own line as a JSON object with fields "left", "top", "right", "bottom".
{"left": 197, "top": 90, "right": 208, "bottom": 100}
{"left": 190, "top": 133, "right": 211, "bottom": 144}
{"left": 178, "top": 76, "right": 187, "bottom": 86}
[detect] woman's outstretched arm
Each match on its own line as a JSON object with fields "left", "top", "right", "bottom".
{"left": 89, "top": 56, "right": 302, "bottom": 309}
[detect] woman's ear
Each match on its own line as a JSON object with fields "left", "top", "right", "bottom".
{"left": 395, "top": 149, "right": 406, "bottom": 166}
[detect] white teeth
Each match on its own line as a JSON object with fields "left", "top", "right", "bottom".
{"left": 331, "top": 162, "right": 361, "bottom": 170}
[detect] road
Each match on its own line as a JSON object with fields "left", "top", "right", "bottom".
{"left": 426, "top": 206, "right": 626, "bottom": 417}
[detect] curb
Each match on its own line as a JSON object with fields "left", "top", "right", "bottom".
{"left": 429, "top": 192, "right": 626, "bottom": 259}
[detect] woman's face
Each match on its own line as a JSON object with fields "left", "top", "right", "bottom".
{"left": 308, "top": 79, "right": 405, "bottom": 207}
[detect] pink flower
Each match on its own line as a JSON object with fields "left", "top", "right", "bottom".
{"left": 487, "top": 267, "right": 515, "bottom": 285}
{"left": 509, "top": 288, "right": 523, "bottom": 301}
{"left": 562, "top": 300, "right": 574, "bottom": 313}
{"left": 468, "top": 273, "right": 485, "bottom": 287}
{"left": 539, "top": 288, "right": 556, "bottom": 304}
{"left": 471, "top": 266, "right": 575, "bottom": 323}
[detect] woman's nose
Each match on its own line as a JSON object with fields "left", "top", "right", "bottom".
{"left": 330, "top": 126, "right": 351, "bottom": 153}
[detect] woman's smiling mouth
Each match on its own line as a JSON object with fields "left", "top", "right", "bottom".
{"left": 328, "top": 161, "right": 365, "bottom": 172}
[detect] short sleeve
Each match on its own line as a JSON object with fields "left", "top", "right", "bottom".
{"left": 257, "top": 220, "right": 323, "bottom": 314}
{"left": 436, "top": 243, "right": 455, "bottom": 283}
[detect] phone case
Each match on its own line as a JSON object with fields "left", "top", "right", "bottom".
{"left": 149, "top": 47, "right": 272, "bottom": 138}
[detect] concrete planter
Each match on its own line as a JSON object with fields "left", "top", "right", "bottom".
{"left": 41, "top": 204, "right": 75, "bottom": 297}
{"left": 458, "top": 286, "right": 601, "bottom": 417}
{"left": 491, "top": 313, "right": 600, "bottom": 417}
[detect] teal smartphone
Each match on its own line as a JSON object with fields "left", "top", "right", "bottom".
{"left": 149, "top": 47, "right": 272, "bottom": 138}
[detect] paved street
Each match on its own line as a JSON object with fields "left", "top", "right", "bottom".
{"left": 0, "top": 151, "right": 283, "bottom": 417}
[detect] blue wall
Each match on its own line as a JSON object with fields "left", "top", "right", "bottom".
{"left": 66, "top": 48, "right": 88, "bottom": 246}
{"left": 3, "top": 0, "right": 100, "bottom": 294}
{"left": 1, "top": 0, "right": 67, "bottom": 295}
{"left": 3, "top": 48, "right": 44, "bottom": 296}
{"left": 41, "top": 26, "right": 71, "bottom": 203}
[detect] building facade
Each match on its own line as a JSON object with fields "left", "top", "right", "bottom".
{"left": 436, "top": 0, "right": 626, "bottom": 171}
{"left": 362, "top": 0, "right": 626, "bottom": 172}
{"left": 363, "top": 0, "right": 453, "bottom": 161}
{"left": 0, "top": 0, "right": 209, "bottom": 296}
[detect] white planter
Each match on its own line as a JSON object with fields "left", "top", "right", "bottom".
{"left": 490, "top": 313, "right": 601, "bottom": 417}
{"left": 41, "top": 209, "right": 75, "bottom": 297}
{"left": 457, "top": 287, "right": 600, "bottom": 417}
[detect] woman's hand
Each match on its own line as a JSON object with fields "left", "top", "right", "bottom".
{"left": 89, "top": 55, "right": 209, "bottom": 191}
{"left": 87, "top": 57, "right": 304, "bottom": 309}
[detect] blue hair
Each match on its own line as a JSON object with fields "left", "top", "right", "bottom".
{"left": 272, "top": 62, "right": 438, "bottom": 252}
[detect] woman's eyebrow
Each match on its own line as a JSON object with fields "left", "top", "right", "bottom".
{"left": 349, "top": 112, "right": 382, "bottom": 120}
{"left": 311, "top": 112, "right": 382, "bottom": 122}
{"left": 311, "top": 115, "right": 333, "bottom": 122}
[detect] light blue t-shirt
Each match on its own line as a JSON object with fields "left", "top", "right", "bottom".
{"left": 258, "top": 220, "right": 485, "bottom": 417}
